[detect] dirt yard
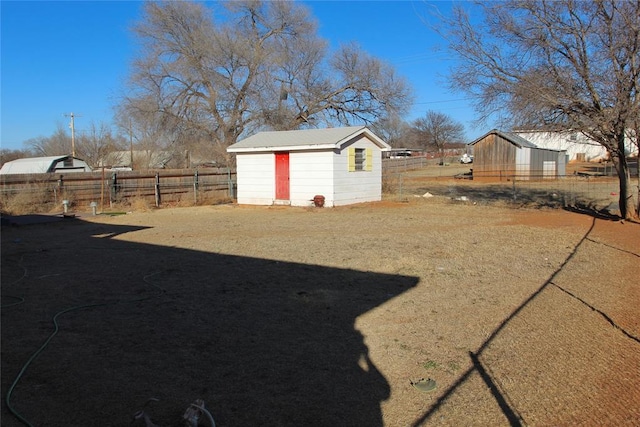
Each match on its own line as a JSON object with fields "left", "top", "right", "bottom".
{"left": 1, "top": 198, "right": 639, "bottom": 426}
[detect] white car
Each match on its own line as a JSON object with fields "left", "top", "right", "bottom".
{"left": 391, "top": 151, "right": 412, "bottom": 159}
{"left": 460, "top": 154, "right": 474, "bottom": 164}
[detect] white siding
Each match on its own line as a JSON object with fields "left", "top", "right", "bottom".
{"left": 235, "top": 153, "right": 275, "bottom": 205}
{"left": 543, "top": 161, "right": 556, "bottom": 178}
{"left": 516, "top": 131, "right": 607, "bottom": 162}
{"left": 232, "top": 131, "right": 386, "bottom": 207}
{"left": 514, "top": 146, "right": 566, "bottom": 180}
{"left": 289, "top": 151, "right": 335, "bottom": 207}
{"left": 333, "top": 135, "right": 382, "bottom": 206}
{"left": 557, "top": 151, "right": 567, "bottom": 176}
{"left": 531, "top": 148, "right": 565, "bottom": 180}
{"left": 515, "top": 147, "right": 531, "bottom": 180}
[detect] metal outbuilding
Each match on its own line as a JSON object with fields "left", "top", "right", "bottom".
{"left": 468, "top": 130, "right": 566, "bottom": 181}
{"left": 513, "top": 129, "right": 608, "bottom": 162}
{"left": 227, "top": 126, "right": 390, "bottom": 207}
{"left": 0, "top": 155, "right": 92, "bottom": 175}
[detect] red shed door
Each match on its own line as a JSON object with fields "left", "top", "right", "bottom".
{"left": 275, "top": 152, "right": 290, "bottom": 200}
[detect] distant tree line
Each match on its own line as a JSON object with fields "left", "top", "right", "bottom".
{"left": 1, "top": 108, "right": 467, "bottom": 170}
{"left": 4, "top": 1, "right": 466, "bottom": 170}
{"left": 1, "top": 121, "right": 126, "bottom": 169}
{"left": 7, "top": 0, "right": 636, "bottom": 219}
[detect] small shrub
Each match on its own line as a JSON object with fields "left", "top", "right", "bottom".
{"left": 175, "top": 192, "right": 197, "bottom": 208}
{"left": 447, "top": 360, "right": 461, "bottom": 372}
{"left": 1, "top": 186, "right": 54, "bottom": 215}
{"left": 422, "top": 360, "right": 439, "bottom": 370}
{"left": 126, "top": 196, "right": 153, "bottom": 212}
{"left": 382, "top": 172, "right": 401, "bottom": 194}
{"left": 197, "top": 191, "right": 233, "bottom": 206}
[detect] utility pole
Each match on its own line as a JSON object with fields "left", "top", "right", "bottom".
{"left": 64, "top": 112, "right": 81, "bottom": 157}
{"left": 129, "top": 118, "right": 134, "bottom": 170}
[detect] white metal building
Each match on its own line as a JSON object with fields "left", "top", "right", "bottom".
{"left": 0, "top": 155, "right": 92, "bottom": 175}
{"left": 513, "top": 130, "right": 608, "bottom": 162}
{"left": 227, "top": 126, "right": 390, "bottom": 207}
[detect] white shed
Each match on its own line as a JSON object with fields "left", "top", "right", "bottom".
{"left": 226, "top": 126, "right": 390, "bottom": 207}
{"left": 0, "top": 155, "right": 92, "bottom": 175}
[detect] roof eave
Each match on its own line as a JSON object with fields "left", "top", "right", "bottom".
{"left": 227, "top": 143, "right": 338, "bottom": 153}
{"left": 468, "top": 129, "right": 534, "bottom": 148}
{"left": 333, "top": 128, "right": 391, "bottom": 150}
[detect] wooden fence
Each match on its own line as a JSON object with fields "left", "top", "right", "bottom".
{"left": 0, "top": 168, "right": 236, "bottom": 211}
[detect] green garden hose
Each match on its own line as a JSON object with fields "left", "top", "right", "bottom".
{"left": 5, "top": 271, "right": 166, "bottom": 426}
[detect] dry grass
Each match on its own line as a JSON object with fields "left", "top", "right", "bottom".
{"left": 2, "top": 200, "right": 638, "bottom": 427}
{"left": 387, "top": 165, "right": 633, "bottom": 216}
{"left": 127, "top": 196, "right": 154, "bottom": 212}
{"left": 0, "top": 186, "right": 56, "bottom": 215}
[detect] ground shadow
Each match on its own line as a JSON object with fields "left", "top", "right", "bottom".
{"left": 563, "top": 203, "right": 621, "bottom": 221}
{"left": 416, "top": 183, "right": 570, "bottom": 208}
{"left": 414, "top": 182, "right": 630, "bottom": 216}
{"left": 580, "top": 159, "right": 637, "bottom": 177}
{"left": 1, "top": 218, "right": 418, "bottom": 426}
{"left": 411, "top": 219, "right": 597, "bottom": 426}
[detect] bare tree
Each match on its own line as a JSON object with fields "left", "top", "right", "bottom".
{"left": 20, "top": 122, "right": 124, "bottom": 168}
{"left": 265, "top": 41, "right": 412, "bottom": 130}
{"left": 121, "top": 1, "right": 412, "bottom": 165}
{"left": 369, "top": 113, "right": 412, "bottom": 148}
{"left": 24, "top": 125, "right": 71, "bottom": 156}
{"left": 411, "top": 110, "right": 465, "bottom": 162}
{"left": 114, "top": 100, "right": 188, "bottom": 170}
{"left": 0, "top": 148, "right": 32, "bottom": 168}
{"left": 75, "top": 122, "right": 125, "bottom": 168}
{"left": 627, "top": 120, "right": 640, "bottom": 214}
{"left": 439, "top": 0, "right": 640, "bottom": 219}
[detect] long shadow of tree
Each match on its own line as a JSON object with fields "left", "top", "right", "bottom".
{"left": 409, "top": 220, "right": 598, "bottom": 426}
{"left": 1, "top": 218, "right": 418, "bottom": 426}
{"left": 411, "top": 217, "right": 640, "bottom": 425}
{"left": 414, "top": 183, "right": 621, "bottom": 218}
{"left": 416, "top": 183, "right": 567, "bottom": 208}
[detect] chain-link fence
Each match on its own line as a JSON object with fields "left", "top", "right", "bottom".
{"left": 383, "top": 161, "right": 637, "bottom": 216}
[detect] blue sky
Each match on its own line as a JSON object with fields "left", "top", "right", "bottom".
{"left": 1, "top": 1, "right": 484, "bottom": 151}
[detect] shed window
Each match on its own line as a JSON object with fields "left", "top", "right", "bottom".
{"left": 348, "top": 148, "right": 373, "bottom": 172}
{"left": 355, "top": 148, "right": 365, "bottom": 170}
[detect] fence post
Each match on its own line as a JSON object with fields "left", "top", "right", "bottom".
{"left": 101, "top": 167, "right": 105, "bottom": 211}
{"left": 227, "top": 168, "right": 234, "bottom": 199}
{"left": 154, "top": 173, "right": 161, "bottom": 207}
{"left": 194, "top": 170, "right": 199, "bottom": 204}
{"left": 57, "top": 175, "right": 64, "bottom": 204}
{"left": 109, "top": 172, "right": 118, "bottom": 206}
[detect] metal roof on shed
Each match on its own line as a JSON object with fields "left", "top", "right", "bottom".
{"left": 0, "top": 156, "right": 78, "bottom": 174}
{"left": 469, "top": 129, "right": 538, "bottom": 149}
{"left": 227, "top": 126, "right": 389, "bottom": 153}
